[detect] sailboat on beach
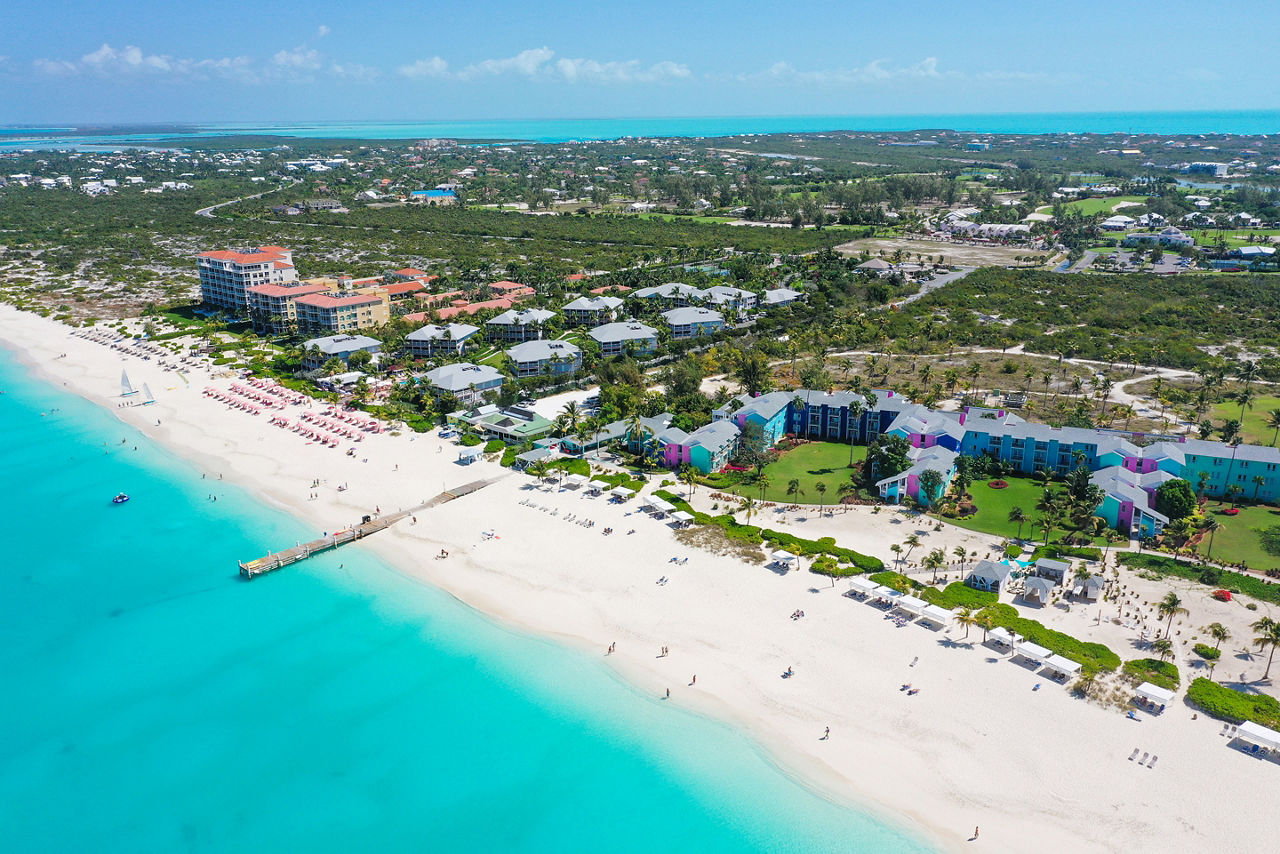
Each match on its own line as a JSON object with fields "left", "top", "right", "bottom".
{"left": 140, "top": 383, "right": 156, "bottom": 406}
{"left": 120, "top": 369, "right": 139, "bottom": 397}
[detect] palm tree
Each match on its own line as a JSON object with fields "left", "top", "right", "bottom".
{"left": 1267, "top": 408, "right": 1280, "bottom": 446}
{"left": 558, "top": 400, "right": 581, "bottom": 434}
{"left": 740, "top": 497, "right": 758, "bottom": 527}
{"left": 890, "top": 543, "right": 903, "bottom": 569}
{"left": 1207, "top": 622, "right": 1230, "bottom": 652}
{"left": 679, "top": 466, "right": 699, "bottom": 501}
{"left": 1236, "top": 386, "right": 1256, "bottom": 421}
{"left": 1157, "top": 592, "right": 1188, "bottom": 637}
{"left": 1008, "top": 506, "right": 1028, "bottom": 541}
{"left": 952, "top": 545, "right": 968, "bottom": 576}
{"left": 1252, "top": 617, "right": 1280, "bottom": 680}
{"left": 846, "top": 399, "right": 866, "bottom": 466}
{"left": 1252, "top": 474, "right": 1267, "bottom": 503}
{"left": 815, "top": 481, "right": 828, "bottom": 515}
{"left": 837, "top": 480, "right": 858, "bottom": 511}
{"left": 903, "top": 534, "right": 922, "bottom": 565}
{"left": 1150, "top": 637, "right": 1174, "bottom": 663}
{"left": 924, "top": 548, "right": 946, "bottom": 583}
{"left": 1227, "top": 483, "right": 1245, "bottom": 508}
{"left": 756, "top": 472, "right": 772, "bottom": 500}
{"left": 954, "top": 606, "right": 977, "bottom": 639}
{"left": 975, "top": 609, "right": 995, "bottom": 642}
{"left": 786, "top": 478, "right": 803, "bottom": 509}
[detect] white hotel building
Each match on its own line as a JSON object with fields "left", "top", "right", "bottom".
{"left": 197, "top": 246, "right": 297, "bottom": 314}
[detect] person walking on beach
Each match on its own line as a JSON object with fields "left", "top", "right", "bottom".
{"left": 691, "top": 675, "right": 696, "bottom": 685}
{"left": 665, "top": 688, "right": 670, "bottom": 699}
{"left": 973, "top": 827, "right": 979, "bottom": 840}
{"left": 824, "top": 727, "right": 830, "bottom": 740}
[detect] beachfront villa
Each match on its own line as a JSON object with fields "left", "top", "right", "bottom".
{"left": 486, "top": 308, "right": 557, "bottom": 343}
{"left": 562, "top": 295, "right": 623, "bottom": 326}
{"left": 246, "top": 279, "right": 332, "bottom": 334}
{"left": 762, "top": 288, "right": 803, "bottom": 307}
{"left": 658, "top": 421, "right": 741, "bottom": 473}
{"left": 450, "top": 403, "right": 555, "bottom": 442}
{"left": 424, "top": 362, "right": 505, "bottom": 406}
{"left": 631, "top": 282, "right": 707, "bottom": 307}
{"left": 966, "top": 560, "right": 1013, "bottom": 593}
{"left": 301, "top": 334, "right": 381, "bottom": 371}
{"left": 588, "top": 321, "right": 659, "bottom": 357}
{"left": 406, "top": 323, "right": 480, "bottom": 357}
{"left": 197, "top": 245, "right": 296, "bottom": 314}
{"left": 661, "top": 307, "right": 725, "bottom": 339}
{"left": 294, "top": 290, "right": 390, "bottom": 333}
{"left": 506, "top": 339, "right": 582, "bottom": 377}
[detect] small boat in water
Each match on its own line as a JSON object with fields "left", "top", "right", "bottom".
{"left": 112, "top": 493, "right": 130, "bottom": 505}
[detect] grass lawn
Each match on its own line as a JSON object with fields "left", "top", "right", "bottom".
{"left": 1209, "top": 395, "right": 1280, "bottom": 446}
{"left": 933, "top": 476, "right": 1046, "bottom": 540}
{"left": 1183, "top": 228, "right": 1280, "bottom": 249}
{"left": 1195, "top": 501, "right": 1280, "bottom": 569}
{"left": 1062, "top": 195, "right": 1147, "bottom": 215}
{"left": 721, "top": 441, "right": 866, "bottom": 504}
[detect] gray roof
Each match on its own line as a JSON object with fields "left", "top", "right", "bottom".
{"left": 633, "top": 282, "right": 705, "bottom": 300}
{"left": 588, "top": 321, "right": 658, "bottom": 345}
{"left": 425, "top": 362, "right": 505, "bottom": 392}
{"left": 723, "top": 391, "right": 794, "bottom": 421}
{"left": 563, "top": 295, "right": 623, "bottom": 312}
{"left": 685, "top": 420, "right": 740, "bottom": 452}
{"left": 303, "top": 334, "right": 381, "bottom": 355}
{"left": 703, "top": 285, "right": 754, "bottom": 304}
{"left": 487, "top": 308, "right": 556, "bottom": 326}
{"left": 661, "top": 306, "right": 724, "bottom": 325}
{"left": 406, "top": 323, "right": 479, "bottom": 342}
{"left": 1035, "top": 557, "right": 1071, "bottom": 574}
{"left": 506, "top": 339, "right": 582, "bottom": 363}
{"left": 969, "top": 559, "right": 1013, "bottom": 583}
{"left": 762, "top": 288, "right": 801, "bottom": 304}
{"left": 1024, "top": 576, "right": 1057, "bottom": 597}
{"left": 1180, "top": 437, "right": 1280, "bottom": 465}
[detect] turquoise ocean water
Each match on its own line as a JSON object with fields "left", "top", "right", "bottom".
{"left": 1, "top": 109, "right": 1278, "bottom": 150}
{"left": 0, "top": 351, "right": 929, "bottom": 853}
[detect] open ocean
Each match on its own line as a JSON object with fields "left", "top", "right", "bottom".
{"left": 0, "top": 351, "right": 929, "bottom": 853}
{"left": 1, "top": 110, "right": 1278, "bottom": 149}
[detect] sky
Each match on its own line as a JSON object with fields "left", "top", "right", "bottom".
{"left": 1, "top": 0, "right": 1278, "bottom": 125}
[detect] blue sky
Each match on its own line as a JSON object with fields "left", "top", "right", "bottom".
{"left": 1, "top": 0, "right": 1277, "bottom": 123}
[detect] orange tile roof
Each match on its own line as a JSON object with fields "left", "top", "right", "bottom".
{"left": 199, "top": 248, "right": 289, "bottom": 264}
{"left": 488, "top": 280, "right": 527, "bottom": 292}
{"left": 590, "top": 284, "right": 632, "bottom": 294}
{"left": 414, "top": 290, "right": 464, "bottom": 306}
{"left": 565, "top": 273, "right": 588, "bottom": 281}
{"left": 247, "top": 282, "right": 329, "bottom": 298}
{"left": 295, "top": 292, "right": 382, "bottom": 308}
{"left": 381, "top": 281, "right": 427, "bottom": 296}
{"left": 436, "top": 297, "right": 513, "bottom": 319}
{"left": 393, "top": 267, "right": 428, "bottom": 277}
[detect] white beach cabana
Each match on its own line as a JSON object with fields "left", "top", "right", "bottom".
{"left": 897, "top": 595, "right": 929, "bottom": 617}
{"left": 610, "top": 486, "right": 634, "bottom": 501}
{"left": 562, "top": 473, "right": 589, "bottom": 488}
{"left": 987, "top": 627, "right": 1018, "bottom": 648}
{"left": 1042, "top": 654, "right": 1082, "bottom": 678}
{"left": 650, "top": 497, "right": 676, "bottom": 513}
{"left": 457, "top": 445, "right": 485, "bottom": 464}
{"left": 671, "top": 510, "right": 694, "bottom": 526}
{"left": 1013, "top": 641, "right": 1052, "bottom": 664}
{"left": 586, "top": 479, "right": 609, "bottom": 494}
{"left": 1236, "top": 720, "right": 1280, "bottom": 751}
{"left": 1134, "top": 682, "right": 1175, "bottom": 708}
{"left": 770, "top": 550, "right": 799, "bottom": 569}
{"left": 848, "top": 577, "right": 880, "bottom": 596}
{"left": 920, "top": 605, "right": 953, "bottom": 627}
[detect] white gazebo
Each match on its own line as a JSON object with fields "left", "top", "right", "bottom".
{"left": 770, "top": 550, "right": 799, "bottom": 570}
{"left": 563, "top": 473, "right": 589, "bottom": 488}
{"left": 1013, "top": 641, "right": 1052, "bottom": 665}
{"left": 586, "top": 479, "right": 609, "bottom": 494}
{"left": 897, "top": 595, "right": 929, "bottom": 618}
{"left": 610, "top": 486, "right": 634, "bottom": 501}
{"left": 920, "top": 604, "right": 953, "bottom": 628}
{"left": 1043, "top": 654, "right": 1082, "bottom": 679}
{"left": 987, "top": 627, "right": 1018, "bottom": 649}
{"left": 848, "top": 577, "right": 880, "bottom": 597}
{"left": 671, "top": 510, "right": 694, "bottom": 526}
{"left": 1235, "top": 720, "right": 1280, "bottom": 751}
{"left": 1134, "top": 682, "right": 1175, "bottom": 709}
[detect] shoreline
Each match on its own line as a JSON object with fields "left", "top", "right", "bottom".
{"left": 3, "top": 304, "right": 1276, "bottom": 854}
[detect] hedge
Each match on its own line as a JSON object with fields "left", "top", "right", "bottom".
{"left": 810, "top": 556, "right": 862, "bottom": 578}
{"left": 1031, "top": 544, "right": 1102, "bottom": 562}
{"left": 1119, "top": 553, "right": 1280, "bottom": 605}
{"left": 1186, "top": 678, "right": 1280, "bottom": 728}
{"left": 458, "top": 433, "right": 483, "bottom": 447}
{"left": 546, "top": 457, "right": 591, "bottom": 477}
{"left": 980, "top": 604, "right": 1121, "bottom": 676}
{"left": 483, "top": 439, "right": 506, "bottom": 454}
{"left": 1122, "top": 658, "right": 1179, "bottom": 690}
{"left": 1192, "top": 643, "right": 1221, "bottom": 661}
{"left": 597, "top": 472, "right": 649, "bottom": 492}
{"left": 655, "top": 490, "right": 883, "bottom": 571}
{"left": 923, "top": 582, "right": 998, "bottom": 610}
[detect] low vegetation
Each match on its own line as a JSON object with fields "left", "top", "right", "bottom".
{"left": 1119, "top": 553, "right": 1280, "bottom": 605}
{"left": 1122, "top": 658, "right": 1180, "bottom": 691}
{"left": 1186, "top": 678, "right": 1280, "bottom": 728}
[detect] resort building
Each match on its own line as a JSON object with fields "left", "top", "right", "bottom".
{"left": 632, "top": 282, "right": 706, "bottom": 307}
{"left": 966, "top": 560, "right": 1013, "bottom": 593}
{"left": 197, "top": 245, "right": 296, "bottom": 314}
{"left": 659, "top": 421, "right": 741, "bottom": 474}
{"left": 405, "top": 323, "right": 480, "bottom": 357}
{"left": 506, "top": 339, "right": 582, "bottom": 377}
{"left": 562, "top": 295, "right": 624, "bottom": 326}
{"left": 423, "top": 363, "right": 504, "bottom": 406}
{"left": 1121, "top": 227, "right": 1195, "bottom": 248}
{"left": 762, "top": 288, "right": 803, "bottom": 307}
{"left": 246, "top": 280, "right": 332, "bottom": 334}
{"left": 661, "top": 306, "right": 725, "bottom": 339}
{"left": 588, "top": 321, "right": 659, "bottom": 357}
{"left": 301, "top": 335, "right": 382, "bottom": 371}
{"left": 702, "top": 285, "right": 758, "bottom": 312}
{"left": 451, "top": 404, "right": 554, "bottom": 442}
{"left": 294, "top": 291, "right": 390, "bottom": 333}
{"left": 486, "top": 308, "right": 557, "bottom": 343}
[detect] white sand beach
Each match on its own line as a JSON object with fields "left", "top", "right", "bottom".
{"left": 3, "top": 304, "right": 1276, "bottom": 854}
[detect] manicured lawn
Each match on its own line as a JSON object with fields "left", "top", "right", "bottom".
{"left": 1209, "top": 394, "right": 1280, "bottom": 446}
{"left": 1194, "top": 502, "right": 1280, "bottom": 569}
{"left": 722, "top": 441, "right": 866, "bottom": 504}
{"left": 934, "top": 476, "right": 1046, "bottom": 540}
{"left": 1062, "top": 195, "right": 1146, "bottom": 215}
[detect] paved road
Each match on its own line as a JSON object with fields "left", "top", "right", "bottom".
{"left": 195, "top": 181, "right": 297, "bottom": 218}
{"left": 886, "top": 266, "right": 975, "bottom": 308}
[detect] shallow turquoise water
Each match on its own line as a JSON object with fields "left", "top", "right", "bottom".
{"left": 1, "top": 109, "right": 1278, "bottom": 149}
{"left": 0, "top": 353, "right": 929, "bottom": 853}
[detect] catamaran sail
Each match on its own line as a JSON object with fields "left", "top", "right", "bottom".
{"left": 120, "top": 369, "right": 138, "bottom": 396}
{"left": 141, "top": 383, "right": 156, "bottom": 405}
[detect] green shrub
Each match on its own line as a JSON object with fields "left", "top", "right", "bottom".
{"left": 458, "top": 433, "right": 483, "bottom": 447}
{"left": 1186, "top": 678, "right": 1280, "bottom": 728}
{"left": 921, "top": 582, "right": 997, "bottom": 610}
{"left": 1122, "top": 658, "right": 1179, "bottom": 690}
{"left": 809, "top": 556, "right": 860, "bottom": 577}
{"left": 500, "top": 446, "right": 521, "bottom": 468}
{"left": 869, "top": 570, "right": 918, "bottom": 590}
{"left": 1119, "top": 553, "right": 1280, "bottom": 605}
{"left": 483, "top": 439, "right": 506, "bottom": 454}
{"left": 1192, "top": 643, "right": 1221, "bottom": 661}
{"left": 546, "top": 457, "right": 591, "bottom": 477}
{"left": 1031, "top": 544, "right": 1101, "bottom": 562}
{"left": 1004, "top": 543, "right": 1023, "bottom": 558}
{"left": 979, "top": 603, "right": 1120, "bottom": 676}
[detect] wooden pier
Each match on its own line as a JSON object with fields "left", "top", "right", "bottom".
{"left": 238, "top": 477, "right": 496, "bottom": 579}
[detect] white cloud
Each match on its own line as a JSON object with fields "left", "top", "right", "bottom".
{"left": 398, "top": 56, "right": 449, "bottom": 78}
{"left": 32, "top": 43, "right": 255, "bottom": 81}
{"left": 272, "top": 47, "right": 322, "bottom": 70}
{"left": 317, "top": 25, "right": 330, "bottom": 39}
{"left": 331, "top": 62, "right": 380, "bottom": 83}
{"left": 555, "top": 58, "right": 690, "bottom": 84}
{"left": 748, "top": 57, "right": 949, "bottom": 86}
{"left": 456, "top": 47, "right": 555, "bottom": 80}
